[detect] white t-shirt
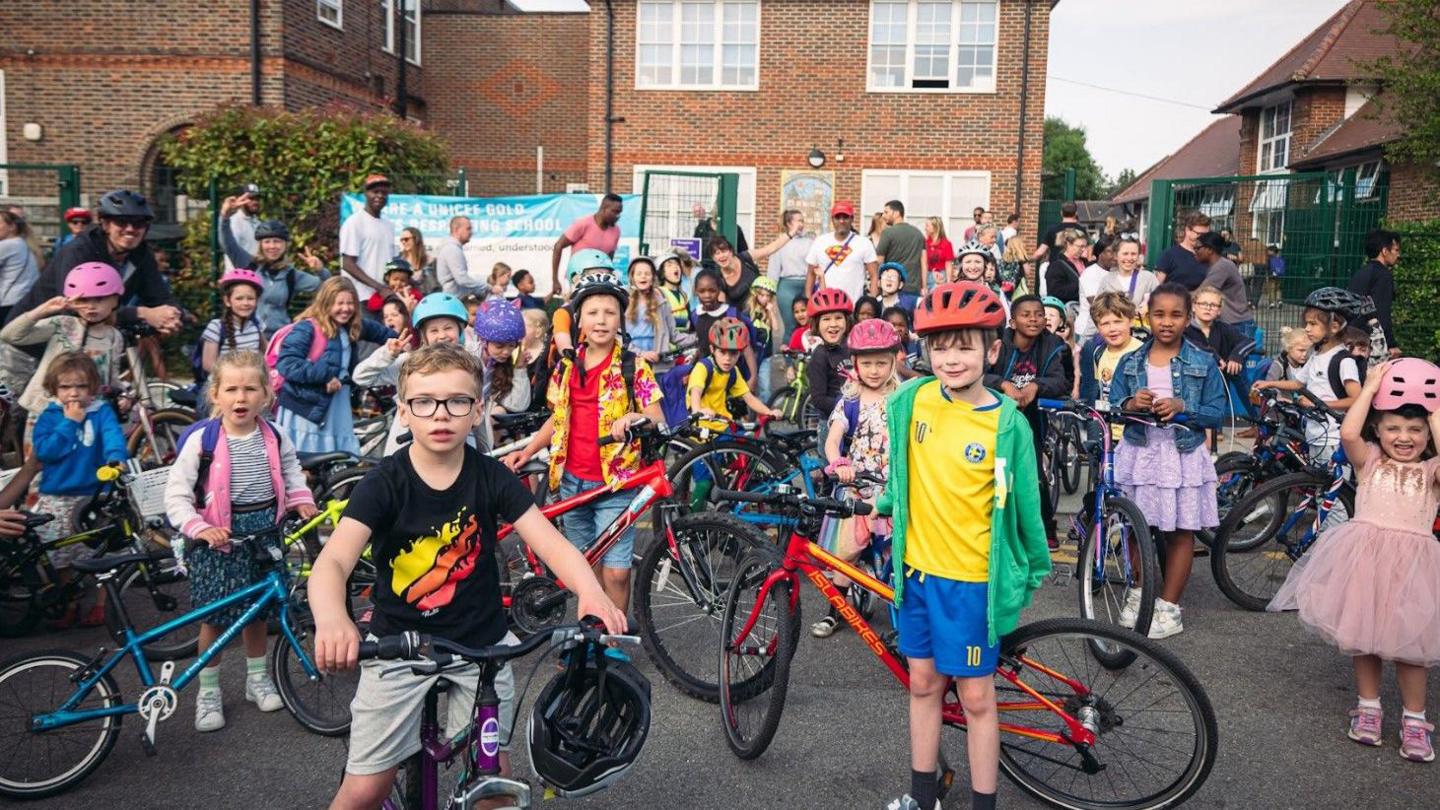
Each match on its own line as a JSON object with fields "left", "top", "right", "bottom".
{"left": 224, "top": 210, "right": 258, "bottom": 272}
{"left": 338, "top": 209, "right": 397, "bottom": 301}
{"left": 1075, "top": 263, "right": 1108, "bottom": 337}
{"left": 805, "top": 231, "right": 877, "bottom": 301}
{"left": 1301, "top": 344, "right": 1360, "bottom": 403}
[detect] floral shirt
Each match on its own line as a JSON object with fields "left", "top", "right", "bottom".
{"left": 546, "top": 343, "right": 662, "bottom": 491}
{"left": 828, "top": 390, "right": 890, "bottom": 499}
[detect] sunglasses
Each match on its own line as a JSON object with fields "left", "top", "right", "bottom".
{"left": 109, "top": 218, "right": 150, "bottom": 231}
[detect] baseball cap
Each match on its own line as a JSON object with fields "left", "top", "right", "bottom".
{"left": 363, "top": 173, "right": 391, "bottom": 190}
{"left": 236, "top": 182, "right": 261, "bottom": 196}
{"left": 830, "top": 201, "right": 855, "bottom": 218}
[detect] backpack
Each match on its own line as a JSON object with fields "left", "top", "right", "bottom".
{"left": 175, "top": 417, "right": 279, "bottom": 508}
{"left": 563, "top": 346, "right": 639, "bottom": 412}
{"left": 264, "top": 317, "right": 328, "bottom": 395}
{"left": 688, "top": 357, "right": 743, "bottom": 417}
{"left": 1327, "top": 350, "right": 1367, "bottom": 400}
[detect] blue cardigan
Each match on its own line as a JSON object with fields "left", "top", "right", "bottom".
{"left": 33, "top": 401, "right": 127, "bottom": 495}
{"left": 276, "top": 318, "right": 394, "bottom": 424}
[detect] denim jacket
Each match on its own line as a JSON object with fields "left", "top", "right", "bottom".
{"left": 1108, "top": 338, "right": 1225, "bottom": 453}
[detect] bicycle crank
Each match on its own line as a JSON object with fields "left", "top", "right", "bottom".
{"left": 137, "top": 661, "right": 178, "bottom": 757}
{"left": 509, "top": 576, "right": 568, "bottom": 636}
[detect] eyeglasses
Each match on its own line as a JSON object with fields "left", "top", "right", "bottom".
{"left": 1194, "top": 301, "right": 1222, "bottom": 309}
{"left": 109, "top": 218, "right": 150, "bottom": 231}
{"left": 399, "top": 236, "right": 414, "bottom": 243}
{"left": 405, "top": 396, "right": 477, "bottom": 418}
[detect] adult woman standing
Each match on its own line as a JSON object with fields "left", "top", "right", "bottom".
{"left": 866, "top": 212, "right": 888, "bottom": 249}
{"left": 218, "top": 195, "right": 330, "bottom": 338}
{"left": 1097, "top": 235, "right": 1159, "bottom": 319}
{"left": 0, "top": 211, "right": 40, "bottom": 324}
{"left": 1043, "top": 229, "right": 1087, "bottom": 304}
{"left": 714, "top": 223, "right": 801, "bottom": 309}
{"left": 923, "top": 216, "right": 954, "bottom": 292}
{"left": 398, "top": 227, "right": 436, "bottom": 293}
{"left": 769, "top": 209, "right": 813, "bottom": 336}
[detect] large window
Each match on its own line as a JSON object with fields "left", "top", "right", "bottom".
{"left": 381, "top": 0, "right": 420, "bottom": 65}
{"left": 860, "top": 170, "right": 991, "bottom": 239}
{"left": 868, "top": 1, "right": 998, "bottom": 92}
{"left": 637, "top": 1, "right": 759, "bottom": 90}
{"left": 1257, "top": 101, "right": 1291, "bottom": 173}
{"left": 317, "top": 0, "right": 342, "bottom": 29}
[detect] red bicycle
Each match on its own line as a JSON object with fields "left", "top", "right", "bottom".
{"left": 714, "top": 484, "right": 1219, "bottom": 810}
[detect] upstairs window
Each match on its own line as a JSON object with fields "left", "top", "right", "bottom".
{"left": 317, "top": 0, "right": 343, "bottom": 28}
{"left": 637, "top": 1, "right": 760, "bottom": 90}
{"left": 381, "top": 0, "right": 421, "bottom": 66}
{"left": 1257, "top": 101, "right": 1291, "bottom": 173}
{"left": 868, "top": 1, "right": 997, "bottom": 92}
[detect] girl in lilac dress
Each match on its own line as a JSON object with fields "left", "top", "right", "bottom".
{"left": 1270, "top": 359, "right": 1440, "bottom": 763}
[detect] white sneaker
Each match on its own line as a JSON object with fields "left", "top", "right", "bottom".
{"left": 1118, "top": 588, "right": 1143, "bottom": 629}
{"left": 245, "top": 674, "right": 284, "bottom": 712}
{"left": 1147, "top": 599, "right": 1184, "bottom": 640}
{"left": 195, "top": 689, "right": 226, "bottom": 732}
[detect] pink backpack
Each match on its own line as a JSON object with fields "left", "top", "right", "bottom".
{"left": 264, "top": 318, "right": 328, "bottom": 396}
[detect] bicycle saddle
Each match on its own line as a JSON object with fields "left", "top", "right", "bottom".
{"left": 297, "top": 451, "right": 355, "bottom": 471}
{"left": 168, "top": 388, "right": 199, "bottom": 408}
{"left": 768, "top": 428, "right": 815, "bottom": 449}
{"left": 70, "top": 547, "right": 172, "bottom": 575}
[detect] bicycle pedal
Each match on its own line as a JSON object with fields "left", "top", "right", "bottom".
{"left": 1047, "top": 564, "right": 1074, "bottom": 585}
{"left": 139, "top": 731, "right": 157, "bottom": 757}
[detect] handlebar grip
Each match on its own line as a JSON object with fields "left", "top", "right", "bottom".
{"left": 1037, "top": 398, "right": 1069, "bottom": 411}
{"left": 711, "top": 488, "right": 775, "bottom": 505}
{"left": 851, "top": 500, "right": 873, "bottom": 516}
{"left": 96, "top": 465, "right": 121, "bottom": 483}
{"left": 357, "top": 631, "right": 422, "bottom": 661}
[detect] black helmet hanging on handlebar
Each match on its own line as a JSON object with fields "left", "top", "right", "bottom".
{"left": 526, "top": 648, "right": 651, "bottom": 798}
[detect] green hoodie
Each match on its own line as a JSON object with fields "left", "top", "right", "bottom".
{"left": 876, "top": 377, "right": 1052, "bottom": 646}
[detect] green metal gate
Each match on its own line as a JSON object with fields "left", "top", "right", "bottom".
{"left": 637, "top": 171, "right": 739, "bottom": 259}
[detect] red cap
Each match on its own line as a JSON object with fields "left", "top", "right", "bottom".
{"left": 830, "top": 200, "right": 855, "bottom": 218}
{"left": 363, "top": 173, "right": 391, "bottom": 190}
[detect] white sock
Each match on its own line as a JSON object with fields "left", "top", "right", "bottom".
{"left": 1403, "top": 709, "right": 1426, "bottom": 722}
{"left": 1358, "top": 696, "right": 1382, "bottom": 711}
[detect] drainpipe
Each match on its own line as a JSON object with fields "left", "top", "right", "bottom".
{"left": 394, "top": 0, "right": 408, "bottom": 117}
{"left": 604, "top": 0, "right": 615, "bottom": 190}
{"left": 1014, "top": 0, "right": 1034, "bottom": 216}
{"left": 250, "top": 0, "right": 262, "bottom": 104}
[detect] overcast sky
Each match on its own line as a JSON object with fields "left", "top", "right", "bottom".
{"left": 1045, "top": 0, "right": 1353, "bottom": 179}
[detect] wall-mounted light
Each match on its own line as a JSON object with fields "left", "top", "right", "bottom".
{"left": 22, "top": 123, "right": 42, "bottom": 142}
{"left": 807, "top": 145, "right": 826, "bottom": 169}
{"left": 836, "top": 138, "right": 846, "bottom": 163}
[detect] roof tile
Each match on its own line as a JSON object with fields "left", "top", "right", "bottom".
{"left": 1111, "top": 117, "right": 1241, "bottom": 204}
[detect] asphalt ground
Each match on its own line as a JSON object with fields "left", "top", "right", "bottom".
{"left": 4, "top": 489, "right": 1437, "bottom": 810}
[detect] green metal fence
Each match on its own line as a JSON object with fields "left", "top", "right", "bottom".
{"left": 637, "top": 171, "right": 739, "bottom": 260}
{"left": 0, "top": 162, "right": 82, "bottom": 249}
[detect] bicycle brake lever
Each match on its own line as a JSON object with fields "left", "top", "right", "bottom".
{"left": 379, "top": 658, "right": 438, "bottom": 679}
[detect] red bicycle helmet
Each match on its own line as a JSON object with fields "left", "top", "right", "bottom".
{"left": 1373, "top": 358, "right": 1440, "bottom": 412}
{"left": 913, "top": 282, "right": 1006, "bottom": 335}
{"left": 807, "top": 287, "right": 854, "bottom": 320}
{"left": 63, "top": 207, "right": 93, "bottom": 223}
{"left": 847, "top": 317, "right": 901, "bottom": 354}
{"left": 707, "top": 316, "right": 750, "bottom": 351}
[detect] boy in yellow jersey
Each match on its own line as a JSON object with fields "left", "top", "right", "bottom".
{"left": 877, "top": 282, "right": 1051, "bottom": 810}
{"left": 686, "top": 317, "right": 778, "bottom": 430}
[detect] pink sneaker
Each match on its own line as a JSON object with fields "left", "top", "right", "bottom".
{"left": 1347, "top": 706, "right": 1382, "bottom": 746}
{"left": 1400, "top": 717, "right": 1435, "bottom": 763}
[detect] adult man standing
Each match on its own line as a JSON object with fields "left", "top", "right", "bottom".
{"left": 433, "top": 215, "right": 481, "bottom": 297}
{"left": 805, "top": 201, "right": 877, "bottom": 301}
{"left": 1033, "top": 202, "right": 1082, "bottom": 262}
{"left": 223, "top": 182, "right": 261, "bottom": 271}
{"left": 1001, "top": 212, "right": 1019, "bottom": 246}
{"left": 1195, "top": 231, "right": 1255, "bottom": 337}
{"left": 962, "top": 206, "right": 985, "bottom": 242}
{"left": 1348, "top": 228, "right": 1400, "bottom": 358}
{"left": 1154, "top": 212, "right": 1210, "bottom": 290}
{"left": 874, "top": 199, "right": 926, "bottom": 295}
{"left": 338, "top": 174, "right": 395, "bottom": 303}
{"left": 550, "top": 193, "right": 622, "bottom": 297}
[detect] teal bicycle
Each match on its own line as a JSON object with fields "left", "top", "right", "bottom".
{"left": 0, "top": 526, "right": 337, "bottom": 799}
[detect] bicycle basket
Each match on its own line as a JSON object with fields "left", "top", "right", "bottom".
{"left": 125, "top": 465, "right": 173, "bottom": 524}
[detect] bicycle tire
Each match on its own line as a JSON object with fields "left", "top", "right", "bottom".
{"left": 126, "top": 408, "right": 196, "bottom": 467}
{"left": 272, "top": 611, "right": 360, "bottom": 736}
{"left": 1076, "top": 497, "right": 1157, "bottom": 667}
{"left": 719, "top": 548, "right": 799, "bottom": 760}
{"left": 987, "top": 618, "right": 1219, "bottom": 810}
{"left": 105, "top": 559, "right": 197, "bottom": 659}
{"left": 388, "top": 753, "right": 423, "bottom": 809}
{"left": 667, "top": 440, "right": 784, "bottom": 517}
{"left": 1211, "top": 471, "right": 1354, "bottom": 611}
{"left": 1042, "top": 430, "right": 1061, "bottom": 511}
{"left": 1060, "top": 420, "right": 1085, "bottom": 495}
{"left": 1208, "top": 455, "right": 1265, "bottom": 553}
{"left": 0, "top": 649, "right": 124, "bottom": 799}
{"left": 634, "top": 512, "right": 768, "bottom": 702}
{"left": 765, "top": 387, "right": 803, "bottom": 433}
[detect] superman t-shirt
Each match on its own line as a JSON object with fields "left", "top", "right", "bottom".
{"left": 344, "top": 446, "right": 534, "bottom": 647}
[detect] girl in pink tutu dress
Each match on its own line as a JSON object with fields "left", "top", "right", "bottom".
{"left": 1269, "top": 358, "right": 1440, "bottom": 763}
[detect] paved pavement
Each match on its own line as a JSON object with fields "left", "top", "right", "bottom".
{"left": 5, "top": 493, "right": 1436, "bottom": 809}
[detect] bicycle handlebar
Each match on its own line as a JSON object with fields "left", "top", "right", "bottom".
{"left": 712, "top": 487, "right": 873, "bottom": 518}
{"left": 358, "top": 618, "right": 638, "bottom": 665}
{"left": 1039, "top": 398, "right": 1191, "bottom": 425}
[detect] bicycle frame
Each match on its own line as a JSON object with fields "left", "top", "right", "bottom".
{"left": 29, "top": 563, "right": 319, "bottom": 732}
{"left": 734, "top": 529, "right": 1099, "bottom": 749}
{"left": 1273, "top": 447, "right": 1350, "bottom": 559}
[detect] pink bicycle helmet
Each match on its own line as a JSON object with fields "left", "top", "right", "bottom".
{"left": 1373, "top": 358, "right": 1440, "bottom": 412}
{"left": 64, "top": 262, "right": 124, "bottom": 299}
{"left": 219, "top": 268, "right": 264, "bottom": 292}
{"left": 847, "top": 317, "right": 901, "bottom": 354}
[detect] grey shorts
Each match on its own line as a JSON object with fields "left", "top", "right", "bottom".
{"left": 345, "top": 632, "right": 519, "bottom": 775}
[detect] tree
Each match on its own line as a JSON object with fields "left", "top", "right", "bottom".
{"left": 1042, "top": 117, "right": 1106, "bottom": 200}
{"left": 1359, "top": 0, "right": 1440, "bottom": 189}
{"left": 1108, "top": 168, "right": 1139, "bottom": 197}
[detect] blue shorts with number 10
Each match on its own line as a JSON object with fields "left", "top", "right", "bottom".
{"left": 896, "top": 568, "right": 999, "bottom": 677}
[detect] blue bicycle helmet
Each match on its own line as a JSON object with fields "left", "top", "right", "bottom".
{"left": 568, "top": 248, "right": 615, "bottom": 279}
{"left": 411, "top": 292, "right": 469, "bottom": 330}
{"left": 474, "top": 296, "right": 526, "bottom": 343}
{"left": 878, "top": 262, "right": 907, "bottom": 284}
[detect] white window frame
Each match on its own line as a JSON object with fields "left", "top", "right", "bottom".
{"left": 631, "top": 164, "right": 757, "bottom": 247}
{"left": 866, "top": 0, "right": 999, "bottom": 94}
{"left": 634, "top": 1, "right": 761, "bottom": 91}
{"left": 317, "top": 0, "right": 343, "bottom": 29}
{"left": 859, "top": 169, "right": 992, "bottom": 241}
{"left": 381, "top": 0, "right": 421, "bottom": 66}
{"left": 1256, "top": 101, "right": 1291, "bottom": 173}
{"left": 1355, "top": 160, "right": 1382, "bottom": 199}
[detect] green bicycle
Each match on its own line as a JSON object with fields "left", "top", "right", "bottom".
{"left": 765, "top": 349, "right": 821, "bottom": 433}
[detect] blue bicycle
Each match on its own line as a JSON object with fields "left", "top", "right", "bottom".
{"left": 0, "top": 526, "right": 337, "bottom": 799}
{"left": 667, "top": 418, "right": 825, "bottom": 533}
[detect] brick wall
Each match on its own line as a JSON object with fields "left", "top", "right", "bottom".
{"left": 1289, "top": 86, "right": 1346, "bottom": 165}
{"left": 280, "top": 0, "right": 423, "bottom": 116}
{"left": 579, "top": 0, "right": 1049, "bottom": 249}
{"left": 1386, "top": 160, "right": 1440, "bottom": 224}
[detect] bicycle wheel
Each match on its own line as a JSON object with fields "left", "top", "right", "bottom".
{"left": 765, "top": 387, "right": 804, "bottom": 434}
{"left": 105, "top": 558, "right": 197, "bottom": 659}
{"left": 126, "top": 408, "right": 195, "bottom": 467}
{"left": 272, "top": 611, "right": 361, "bottom": 736}
{"left": 0, "top": 650, "right": 124, "bottom": 799}
{"left": 1060, "top": 420, "right": 1085, "bottom": 495}
{"left": 1208, "top": 455, "right": 1266, "bottom": 553}
{"left": 1211, "top": 471, "right": 1354, "bottom": 611}
{"left": 634, "top": 512, "right": 767, "bottom": 702}
{"left": 388, "top": 753, "right": 423, "bottom": 809}
{"left": 1075, "top": 497, "right": 1157, "bottom": 667}
{"left": 983, "top": 618, "right": 1218, "bottom": 810}
{"left": 718, "top": 549, "right": 799, "bottom": 760}
{"left": 1041, "top": 431, "right": 1061, "bottom": 511}
{"left": 668, "top": 441, "right": 783, "bottom": 516}
{"left": 0, "top": 552, "right": 44, "bottom": 638}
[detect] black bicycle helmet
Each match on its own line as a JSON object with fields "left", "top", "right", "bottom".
{"left": 526, "top": 651, "right": 651, "bottom": 798}
{"left": 570, "top": 270, "right": 629, "bottom": 313}
{"left": 1304, "top": 286, "right": 1374, "bottom": 320}
{"left": 96, "top": 189, "right": 155, "bottom": 221}
{"left": 254, "top": 219, "right": 289, "bottom": 241}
